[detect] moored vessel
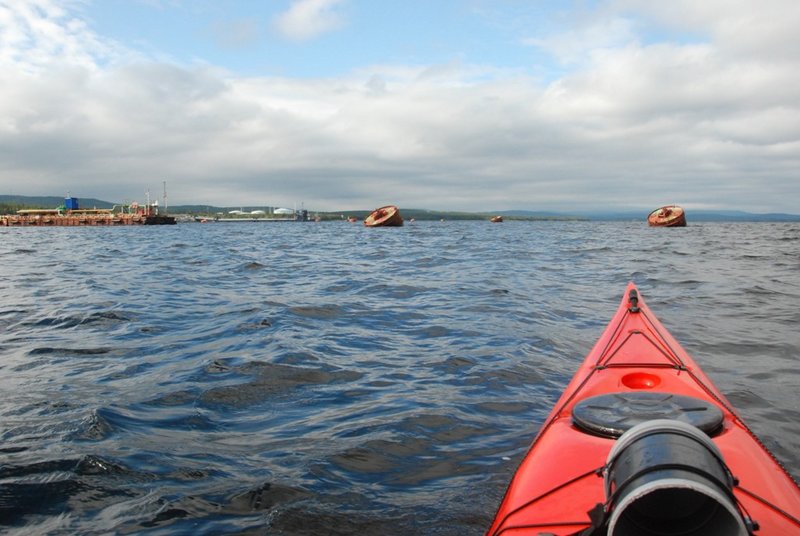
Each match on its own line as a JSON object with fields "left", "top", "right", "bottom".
{"left": 647, "top": 204, "right": 686, "bottom": 227}
{"left": 1, "top": 197, "right": 175, "bottom": 226}
{"left": 487, "top": 283, "right": 800, "bottom": 535}
{"left": 364, "top": 205, "right": 403, "bottom": 227}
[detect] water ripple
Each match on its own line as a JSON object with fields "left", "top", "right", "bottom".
{"left": 0, "top": 221, "right": 798, "bottom": 534}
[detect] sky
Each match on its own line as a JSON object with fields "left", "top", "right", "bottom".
{"left": 1, "top": 0, "right": 799, "bottom": 212}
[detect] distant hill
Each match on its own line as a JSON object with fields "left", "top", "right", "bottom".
{"left": 0, "top": 195, "right": 114, "bottom": 210}
{"left": 330, "top": 208, "right": 580, "bottom": 221}
{"left": 164, "top": 206, "right": 800, "bottom": 222}
{"left": 677, "top": 210, "right": 800, "bottom": 222}
{"left": 495, "top": 209, "right": 800, "bottom": 222}
{"left": 3, "top": 195, "right": 799, "bottom": 221}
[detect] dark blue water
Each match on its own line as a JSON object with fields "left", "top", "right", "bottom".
{"left": 1, "top": 221, "right": 798, "bottom": 535}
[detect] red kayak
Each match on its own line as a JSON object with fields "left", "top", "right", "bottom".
{"left": 488, "top": 283, "right": 800, "bottom": 535}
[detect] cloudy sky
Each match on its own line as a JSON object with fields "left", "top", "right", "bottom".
{"left": 1, "top": 0, "right": 798, "bottom": 212}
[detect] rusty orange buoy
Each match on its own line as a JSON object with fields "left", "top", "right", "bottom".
{"left": 364, "top": 205, "right": 403, "bottom": 227}
{"left": 647, "top": 205, "right": 686, "bottom": 227}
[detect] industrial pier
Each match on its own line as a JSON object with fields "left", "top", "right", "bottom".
{"left": 1, "top": 197, "right": 176, "bottom": 227}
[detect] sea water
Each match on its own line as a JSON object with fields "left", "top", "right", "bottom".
{"left": 1, "top": 221, "right": 798, "bottom": 534}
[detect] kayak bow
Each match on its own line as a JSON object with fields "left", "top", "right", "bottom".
{"left": 487, "top": 283, "right": 800, "bottom": 535}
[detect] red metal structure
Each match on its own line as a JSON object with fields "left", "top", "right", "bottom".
{"left": 364, "top": 205, "right": 403, "bottom": 227}
{"left": 647, "top": 205, "right": 687, "bottom": 227}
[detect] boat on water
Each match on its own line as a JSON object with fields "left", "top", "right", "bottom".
{"left": 1, "top": 197, "right": 175, "bottom": 226}
{"left": 648, "top": 205, "right": 686, "bottom": 227}
{"left": 364, "top": 205, "right": 403, "bottom": 227}
{"left": 490, "top": 216, "right": 503, "bottom": 223}
{"left": 487, "top": 283, "right": 800, "bottom": 535}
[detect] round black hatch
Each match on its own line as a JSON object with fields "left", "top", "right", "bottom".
{"left": 572, "top": 391, "right": 724, "bottom": 438}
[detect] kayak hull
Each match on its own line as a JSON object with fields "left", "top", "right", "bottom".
{"left": 487, "top": 283, "right": 800, "bottom": 535}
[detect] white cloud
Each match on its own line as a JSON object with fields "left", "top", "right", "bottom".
{"left": 0, "top": 0, "right": 799, "bottom": 213}
{"left": 271, "top": 0, "right": 345, "bottom": 42}
{"left": 523, "top": 16, "right": 638, "bottom": 65}
{"left": 617, "top": 0, "right": 800, "bottom": 57}
{"left": 0, "top": 0, "right": 124, "bottom": 72}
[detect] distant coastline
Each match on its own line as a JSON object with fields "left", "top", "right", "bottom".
{"left": 2, "top": 194, "right": 799, "bottom": 222}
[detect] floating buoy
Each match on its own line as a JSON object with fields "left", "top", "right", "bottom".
{"left": 648, "top": 205, "right": 686, "bottom": 227}
{"left": 364, "top": 205, "right": 403, "bottom": 227}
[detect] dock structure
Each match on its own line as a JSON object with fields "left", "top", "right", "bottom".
{"left": 1, "top": 198, "right": 176, "bottom": 226}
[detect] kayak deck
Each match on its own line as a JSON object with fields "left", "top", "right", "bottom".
{"left": 488, "top": 283, "right": 800, "bottom": 535}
